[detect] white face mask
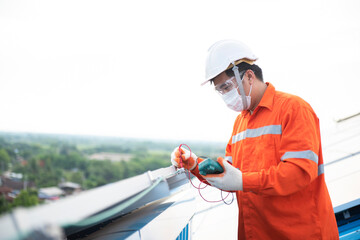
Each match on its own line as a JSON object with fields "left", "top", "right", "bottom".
{"left": 221, "top": 84, "right": 252, "bottom": 112}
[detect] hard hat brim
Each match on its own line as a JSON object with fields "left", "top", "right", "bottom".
{"left": 201, "top": 58, "right": 257, "bottom": 86}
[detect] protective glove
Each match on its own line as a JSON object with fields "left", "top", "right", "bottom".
{"left": 171, "top": 147, "right": 198, "bottom": 171}
{"left": 202, "top": 157, "right": 243, "bottom": 191}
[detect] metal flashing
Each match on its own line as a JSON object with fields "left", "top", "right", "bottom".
{"left": 0, "top": 166, "right": 192, "bottom": 240}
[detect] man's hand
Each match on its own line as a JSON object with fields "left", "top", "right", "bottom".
{"left": 171, "top": 147, "right": 198, "bottom": 170}
{"left": 202, "top": 157, "right": 243, "bottom": 191}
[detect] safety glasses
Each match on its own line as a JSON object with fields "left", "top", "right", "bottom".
{"left": 214, "top": 77, "right": 238, "bottom": 95}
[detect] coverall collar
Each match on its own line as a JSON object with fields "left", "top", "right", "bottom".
{"left": 242, "top": 82, "right": 275, "bottom": 116}
{"left": 257, "top": 82, "right": 275, "bottom": 111}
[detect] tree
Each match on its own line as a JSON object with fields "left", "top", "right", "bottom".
{"left": 12, "top": 190, "right": 38, "bottom": 208}
{"left": 69, "top": 171, "right": 84, "bottom": 185}
{"left": 0, "top": 148, "right": 11, "bottom": 173}
{"left": 0, "top": 196, "right": 11, "bottom": 214}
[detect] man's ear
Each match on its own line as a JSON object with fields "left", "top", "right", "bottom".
{"left": 245, "top": 70, "right": 255, "bottom": 85}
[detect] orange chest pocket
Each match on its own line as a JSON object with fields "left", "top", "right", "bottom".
{"left": 232, "top": 131, "right": 281, "bottom": 172}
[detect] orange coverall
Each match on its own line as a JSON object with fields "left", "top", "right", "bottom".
{"left": 192, "top": 83, "right": 339, "bottom": 239}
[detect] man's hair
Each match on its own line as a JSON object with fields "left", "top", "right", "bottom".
{"left": 225, "top": 62, "right": 263, "bottom": 82}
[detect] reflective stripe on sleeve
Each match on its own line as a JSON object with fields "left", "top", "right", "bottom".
{"left": 281, "top": 150, "right": 319, "bottom": 165}
{"left": 224, "top": 156, "right": 233, "bottom": 163}
{"left": 232, "top": 125, "right": 282, "bottom": 144}
{"left": 318, "top": 164, "right": 324, "bottom": 176}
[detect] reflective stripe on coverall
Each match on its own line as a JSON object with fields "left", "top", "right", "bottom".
{"left": 192, "top": 83, "right": 339, "bottom": 240}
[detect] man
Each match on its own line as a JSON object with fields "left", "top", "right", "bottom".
{"left": 171, "top": 39, "right": 339, "bottom": 239}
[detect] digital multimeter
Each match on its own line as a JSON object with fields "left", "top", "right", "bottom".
{"left": 198, "top": 158, "right": 224, "bottom": 176}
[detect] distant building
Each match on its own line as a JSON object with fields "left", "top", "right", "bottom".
{"left": 0, "top": 172, "right": 36, "bottom": 206}
{"left": 58, "top": 182, "right": 82, "bottom": 195}
{"left": 0, "top": 186, "right": 13, "bottom": 202}
{"left": 38, "top": 187, "right": 65, "bottom": 202}
{"left": 0, "top": 172, "right": 35, "bottom": 197}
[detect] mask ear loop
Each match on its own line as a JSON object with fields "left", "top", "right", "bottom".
{"left": 248, "top": 83, "right": 253, "bottom": 97}
{"left": 232, "top": 62, "right": 248, "bottom": 110}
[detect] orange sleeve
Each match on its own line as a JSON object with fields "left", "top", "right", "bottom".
{"left": 224, "top": 136, "right": 233, "bottom": 164}
{"left": 243, "top": 103, "right": 320, "bottom": 196}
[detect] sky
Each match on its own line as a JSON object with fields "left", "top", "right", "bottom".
{"left": 0, "top": 0, "right": 359, "bottom": 143}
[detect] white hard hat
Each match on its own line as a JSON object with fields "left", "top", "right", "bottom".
{"left": 202, "top": 39, "right": 258, "bottom": 86}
